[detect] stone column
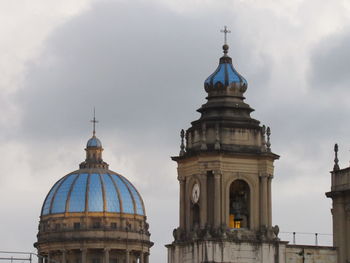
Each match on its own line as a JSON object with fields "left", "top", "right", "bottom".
{"left": 38, "top": 256, "right": 43, "bottom": 263}
{"left": 61, "top": 250, "right": 66, "bottom": 263}
{"left": 267, "top": 175, "right": 273, "bottom": 227}
{"left": 125, "top": 250, "right": 130, "bottom": 263}
{"left": 104, "top": 249, "right": 109, "bottom": 263}
{"left": 174, "top": 245, "right": 179, "bottom": 263}
{"left": 47, "top": 252, "right": 50, "bottom": 263}
{"left": 139, "top": 252, "right": 144, "bottom": 263}
{"left": 346, "top": 206, "right": 350, "bottom": 262}
{"left": 178, "top": 176, "right": 186, "bottom": 229}
{"left": 260, "top": 174, "right": 268, "bottom": 227}
{"left": 81, "top": 248, "right": 87, "bottom": 263}
{"left": 185, "top": 180, "right": 191, "bottom": 233}
{"left": 335, "top": 197, "right": 346, "bottom": 263}
{"left": 144, "top": 254, "right": 149, "bottom": 263}
{"left": 213, "top": 171, "right": 221, "bottom": 228}
{"left": 199, "top": 175, "right": 207, "bottom": 229}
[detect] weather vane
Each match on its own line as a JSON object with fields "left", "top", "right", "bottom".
{"left": 91, "top": 108, "right": 98, "bottom": 136}
{"left": 220, "top": 25, "right": 231, "bottom": 45}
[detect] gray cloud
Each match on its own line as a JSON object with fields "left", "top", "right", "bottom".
{"left": 309, "top": 29, "right": 350, "bottom": 89}
{"left": 13, "top": 2, "right": 273, "bottom": 261}
{"left": 16, "top": 1, "right": 271, "bottom": 143}
{"left": 3, "top": 0, "right": 350, "bottom": 262}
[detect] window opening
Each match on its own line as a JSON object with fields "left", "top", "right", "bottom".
{"left": 92, "top": 221, "right": 101, "bottom": 229}
{"left": 192, "top": 203, "right": 200, "bottom": 228}
{"left": 229, "top": 180, "right": 250, "bottom": 229}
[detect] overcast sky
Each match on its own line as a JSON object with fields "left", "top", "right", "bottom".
{"left": 1, "top": 0, "right": 350, "bottom": 262}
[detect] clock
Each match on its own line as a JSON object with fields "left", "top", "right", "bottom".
{"left": 192, "top": 183, "right": 200, "bottom": 204}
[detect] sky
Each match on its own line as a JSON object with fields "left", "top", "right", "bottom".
{"left": 1, "top": 0, "right": 350, "bottom": 262}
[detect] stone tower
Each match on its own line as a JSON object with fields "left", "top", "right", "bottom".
{"left": 327, "top": 144, "right": 350, "bottom": 263}
{"left": 166, "top": 39, "right": 284, "bottom": 263}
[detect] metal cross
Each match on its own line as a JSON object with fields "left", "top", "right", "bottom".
{"left": 220, "top": 26, "right": 231, "bottom": 45}
{"left": 90, "top": 108, "right": 98, "bottom": 136}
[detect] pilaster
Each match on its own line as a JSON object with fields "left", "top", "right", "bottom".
{"left": 140, "top": 252, "right": 144, "bottom": 263}
{"left": 61, "top": 250, "right": 66, "bottom": 263}
{"left": 81, "top": 248, "right": 87, "bottom": 263}
{"left": 126, "top": 250, "right": 130, "bottom": 263}
{"left": 267, "top": 174, "right": 273, "bottom": 227}
{"left": 260, "top": 173, "right": 268, "bottom": 227}
{"left": 213, "top": 171, "right": 221, "bottom": 228}
{"left": 104, "top": 248, "right": 110, "bottom": 263}
{"left": 178, "top": 175, "right": 186, "bottom": 230}
{"left": 199, "top": 174, "right": 207, "bottom": 229}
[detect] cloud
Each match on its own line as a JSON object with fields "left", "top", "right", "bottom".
{"left": 16, "top": 0, "right": 273, "bottom": 143}
{"left": 2, "top": 0, "right": 350, "bottom": 262}
{"left": 309, "top": 29, "right": 350, "bottom": 90}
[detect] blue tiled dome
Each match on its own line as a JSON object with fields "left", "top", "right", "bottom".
{"left": 204, "top": 44, "right": 247, "bottom": 89}
{"left": 87, "top": 136, "right": 102, "bottom": 148}
{"left": 41, "top": 171, "right": 145, "bottom": 216}
{"left": 204, "top": 62, "right": 247, "bottom": 87}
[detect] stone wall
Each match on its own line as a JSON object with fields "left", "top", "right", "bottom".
{"left": 167, "top": 241, "right": 337, "bottom": 263}
{"left": 167, "top": 240, "right": 287, "bottom": 263}
{"left": 285, "top": 245, "right": 337, "bottom": 263}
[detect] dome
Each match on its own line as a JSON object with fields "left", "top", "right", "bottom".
{"left": 87, "top": 136, "right": 102, "bottom": 147}
{"left": 41, "top": 171, "right": 145, "bottom": 216}
{"left": 204, "top": 44, "right": 247, "bottom": 90}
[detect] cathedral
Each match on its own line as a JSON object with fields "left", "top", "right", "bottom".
{"left": 35, "top": 29, "right": 350, "bottom": 263}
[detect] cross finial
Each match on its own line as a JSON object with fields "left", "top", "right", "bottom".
{"left": 220, "top": 26, "right": 231, "bottom": 45}
{"left": 91, "top": 108, "right": 98, "bottom": 136}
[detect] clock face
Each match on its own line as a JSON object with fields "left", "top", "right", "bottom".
{"left": 192, "top": 183, "right": 200, "bottom": 204}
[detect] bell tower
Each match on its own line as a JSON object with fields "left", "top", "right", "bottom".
{"left": 167, "top": 28, "right": 284, "bottom": 263}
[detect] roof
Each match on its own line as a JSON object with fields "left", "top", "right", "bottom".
{"left": 87, "top": 136, "right": 102, "bottom": 148}
{"left": 41, "top": 170, "right": 145, "bottom": 216}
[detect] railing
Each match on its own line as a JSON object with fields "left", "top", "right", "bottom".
{"left": 279, "top": 232, "right": 333, "bottom": 246}
{"left": 0, "top": 251, "right": 36, "bottom": 263}
{"left": 0, "top": 251, "right": 61, "bottom": 263}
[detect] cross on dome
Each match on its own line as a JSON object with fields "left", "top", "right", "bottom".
{"left": 90, "top": 108, "right": 98, "bottom": 136}
{"left": 220, "top": 25, "right": 231, "bottom": 45}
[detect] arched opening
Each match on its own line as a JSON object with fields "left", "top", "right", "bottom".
{"left": 192, "top": 203, "right": 200, "bottom": 229}
{"left": 229, "top": 180, "right": 250, "bottom": 229}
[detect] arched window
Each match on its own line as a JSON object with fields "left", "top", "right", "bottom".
{"left": 229, "top": 180, "right": 250, "bottom": 229}
{"left": 192, "top": 203, "right": 200, "bottom": 228}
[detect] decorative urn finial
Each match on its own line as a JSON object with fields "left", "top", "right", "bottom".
{"left": 333, "top": 143, "right": 340, "bottom": 171}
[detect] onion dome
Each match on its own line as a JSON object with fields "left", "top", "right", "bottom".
{"left": 204, "top": 44, "right": 247, "bottom": 92}
{"left": 195, "top": 43, "right": 257, "bottom": 127}
{"left": 204, "top": 44, "right": 247, "bottom": 98}
{"left": 176, "top": 39, "right": 267, "bottom": 156}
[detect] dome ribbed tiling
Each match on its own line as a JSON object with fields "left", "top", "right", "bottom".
{"left": 204, "top": 61, "right": 247, "bottom": 87}
{"left": 41, "top": 171, "right": 145, "bottom": 216}
{"left": 204, "top": 44, "right": 247, "bottom": 90}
